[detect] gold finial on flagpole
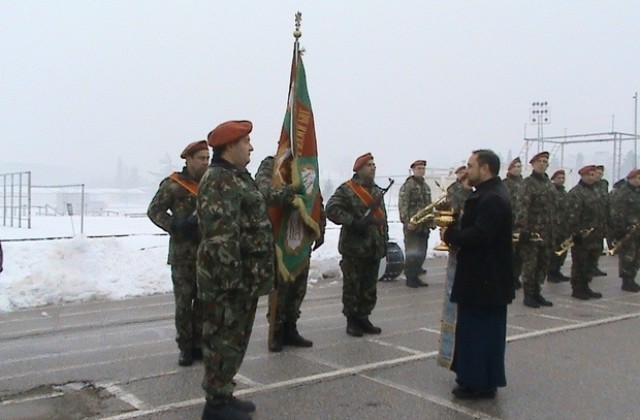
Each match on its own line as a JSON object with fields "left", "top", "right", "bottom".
{"left": 293, "top": 11, "right": 302, "bottom": 39}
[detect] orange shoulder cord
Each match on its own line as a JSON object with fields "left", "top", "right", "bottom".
{"left": 346, "top": 180, "right": 384, "bottom": 219}
{"left": 169, "top": 172, "right": 198, "bottom": 197}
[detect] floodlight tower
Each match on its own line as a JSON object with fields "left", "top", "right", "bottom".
{"left": 530, "top": 101, "right": 550, "bottom": 152}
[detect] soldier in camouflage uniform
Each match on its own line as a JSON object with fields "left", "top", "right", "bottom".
{"left": 197, "top": 120, "right": 271, "bottom": 420}
{"left": 592, "top": 165, "right": 609, "bottom": 276}
{"left": 398, "top": 159, "right": 432, "bottom": 288}
{"left": 326, "top": 153, "right": 389, "bottom": 337}
{"left": 255, "top": 156, "right": 326, "bottom": 352}
{"left": 147, "top": 140, "right": 209, "bottom": 367}
{"left": 547, "top": 169, "right": 571, "bottom": 283}
{"left": 566, "top": 165, "right": 607, "bottom": 300}
{"left": 503, "top": 157, "right": 525, "bottom": 290}
{"left": 446, "top": 165, "right": 468, "bottom": 199}
{"left": 609, "top": 168, "right": 640, "bottom": 292}
{"left": 514, "top": 151, "right": 555, "bottom": 308}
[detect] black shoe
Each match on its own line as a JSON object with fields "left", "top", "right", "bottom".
{"left": 585, "top": 287, "right": 603, "bottom": 299}
{"left": 535, "top": 294, "right": 553, "bottom": 307}
{"left": 621, "top": 280, "right": 640, "bottom": 292}
{"left": 546, "top": 272, "right": 563, "bottom": 283}
{"left": 269, "top": 329, "right": 284, "bottom": 352}
{"left": 419, "top": 268, "right": 427, "bottom": 274}
{"left": 523, "top": 294, "right": 540, "bottom": 308}
{"left": 192, "top": 348, "right": 203, "bottom": 361}
{"left": 346, "top": 316, "right": 364, "bottom": 337}
{"left": 178, "top": 350, "right": 193, "bottom": 366}
{"left": 592, "top": 268, "right": 607, "bottom": 277}
{"left": 406, "top": 276, "right": 420, "bottom": 288}
{"left": 572, "top": 289, "right": 591, "bottom": 300}
{"left": 229, "top": 396, "right": 256, "bottom": 413}
{"left": 452, "top": 386, "right": 496, "bottom": 400}
{"left": 202, "top": 401, "right": 251, "bottom": 420}
{"left": 283, "top": 324, "right": 313, "bottom": 347}
{"left": 358, "top": 317, "right": 382, "bottom": 334}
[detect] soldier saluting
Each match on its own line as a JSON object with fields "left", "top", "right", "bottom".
{"left": 147, "top": 140, "right": 209, "bottom": 367}
{"left": 326, "top": 153, "right": 389, "bottom": 337}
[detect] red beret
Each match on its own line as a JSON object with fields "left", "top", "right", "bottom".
{"left": 508, "top": 157, "right": 521, "bottom": 170}
{"left": 529, "top": 151, "right": 550, "bottom": 164}
{"left": 595, "top": 165, "right": 605, "bottom": 170}
{"left": 353, "top": 153, "right": 374, "bottom": 172}
{"left": 411, "top": 160, "right": 427, "bottom": 168}
{"left": 551, "top": 169, "right": 565, "bottom": 180}
{"left": 578, "top": 165, "right": 597, "bottom": 176}
{"left": 180, "top": 140, "right": 208, "bottom": 159}
{"left": 627, "top": 168, "right": 640, "bottom": 179}
{"left": 454, "top": 166, "right": 467, "bottom": 175}
{"left": 207, "top": 120, "right": 253, "bottom": 148}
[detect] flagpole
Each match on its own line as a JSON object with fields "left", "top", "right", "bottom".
{"left": 290, "top": 12, "right": 302, "bottom": 158}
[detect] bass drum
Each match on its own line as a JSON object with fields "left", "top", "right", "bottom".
{"left": 378, "top": 241, "right": 405, "bottom": 281}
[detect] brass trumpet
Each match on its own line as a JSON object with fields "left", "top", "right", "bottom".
{"left": 512, "top": 232, "right": 543, "bottom": 243}
{"left": 408, "top": 194, "right": 448, "bottom": 229}
{"left": 608, "top": 224, "right": 638, "bottom": 255}
{"left": 555, "top": 228, "right": 594, "bottom": 256}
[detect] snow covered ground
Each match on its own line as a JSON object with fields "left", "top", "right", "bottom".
{"left": 0, "top": 209, "right": 443, "bottom": 313}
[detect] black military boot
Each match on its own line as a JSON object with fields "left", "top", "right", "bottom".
{"left": 585, "top": 287, "right": 603, "bottom": 299}
{"left": 346, "top": 316, "right": 364, "bottom": 337}
{"left": 228, "top": 395, "right": 256, "bottom": 413}
{"left": 546, "top": 271, "right": 563, "bottom": 283}
{"left": 283, "top": 323, "right": 313, "bottom": 347}
{"left": 406, "top": 276, "right": 420, "bottom": 288}
{"left": 592, "top": 267, "right": 607, "bottom": 277}
{"left": 358, "top": 317, "right": 382, "bottom": 334}
{"left": 571, "top": 289, "right": 591, "bottom": 300}
{"left": 523, "top": 294, "right": 540, "bottom": 308}
{"left": 178, "top": 349, "right": 193, "bottom": 366}
{"left": 535, "top": 294, "right": 553, "bottom": 307}
{"left": 418, "top": 267, "right": 427, "bottom": 275}
{"left": 269, "top": 328, "right": 284, "bottom": 352}
{"left": 202, "top": 400, "right": 251, "bottom": 420}
{"left": 621, "top": 278, "right": 640, "bottom": 292}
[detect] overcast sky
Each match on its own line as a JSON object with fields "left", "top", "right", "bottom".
{"left": 2, "top": 1, "right": 639, "bottom": 185}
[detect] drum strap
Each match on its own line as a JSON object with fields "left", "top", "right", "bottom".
{"left": 169, "top": 172, "right": 198, "bottom": 197}
{"left": 346, "top": 180, "right": 385, "bottom": 220}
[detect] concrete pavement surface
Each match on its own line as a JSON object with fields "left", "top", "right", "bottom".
{"left": 1, "top": 255, "right": 639, "bottom": 420}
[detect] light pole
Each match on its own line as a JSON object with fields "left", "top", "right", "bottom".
{"left": 530, "top": 101, "right": 550, "bottom": 152}
{"left": 634, "top": 92, "right": 638, "bottom": 168}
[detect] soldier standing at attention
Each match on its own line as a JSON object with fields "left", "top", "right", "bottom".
{"left": 254, "top": 155, "right": 326, "bottom": 352}
{"left": 326, "top": 153, "right": 389, "bottom": 337}
{"left": 515, "top": 151, "right": 555, "bottom": 308}
{"left": 592, "top": 164, "right": 609, "bottom": 276}
{"left": 147, "top": 140, "right": 209, "bottom": 367}
{"left": 609, "top": 168, "right": 640, "bottom": 292}
{"left": 398, "top": 159, "right": 431, "bottom": 288}
{"left": 447, "top": 166, "right": 468, "bottom": 198}
{"left": 566, "top": 165, "right": 607, "bottom": 300}
{"left": 503, "top": 157, "right": 524, "bottom": 290}
{"left": 197, "top": 120, "right": 271, "bottom": 420}
{"left": 547, "top": 169, "right": 571, "bottom": 283}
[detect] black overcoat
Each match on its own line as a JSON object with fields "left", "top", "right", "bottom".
{"left": 444, "top": 176, "right": 515, "bottom": 306}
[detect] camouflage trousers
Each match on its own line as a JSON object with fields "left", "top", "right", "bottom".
{"left": 617, "top": 237, "right": 640, "bottom": 280}
{"left": 403, "top": 227, "right": 429, "bottom": 277}
{"left": 570, "top": 244, "right": 600, "bottom": 290}
{"left": 512, "top": 242, "right": 523, "bottom": 280}
{"left": 267, "top": 263, "right": 310, "bottom": 330}
{"left": 170, "top": 264, "right": 203, "bottom": 351}
{"left": 340, "top": 256, "right": 380, "bottom": 318}
{"left": 201, "top": 292, "right": 258, "bottom": 403}
{"left": 520, "top": 242, "right": 551, "bottom": 295}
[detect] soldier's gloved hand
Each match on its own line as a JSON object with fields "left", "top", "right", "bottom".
{"left": 172, "top": 214, "right": 199, "bottom": 240}
{"left": 312, "top": 234, "right": 324, "bottom": 251}
{"left": 518, "top": 230, "right": 531, "bottom": 244}
{"left": 351, "top": 218, "right": 368, "bottom": 235}
{"left": 572, "top": 231, "right": 583, "bottom": 245}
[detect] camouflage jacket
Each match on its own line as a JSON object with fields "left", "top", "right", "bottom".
{"left": 503, "top": 174, "right": 524, "bottom": 224}
{"left": 147, "top": 167, "right": 200, "bottom": 265}
{"left": 254, "top": 156, "right": 327, "bottom": 248}
{"left": 514, "top": 171, "right": 556, "bottom": 245}
{"left": 567, "top": 181, "right": 607, "bottom": 247}
{"left": 398, "top": 176, "right": 432, "bottom": 232}
{"left": 326, "top": 175, "right": 389, "bottom": 259}
{"left": 196, "top": 158, "right": 274, "bottom": 301}
{"left": 609, "top": 181, "right": 640, "bottom": 240}
{"left": 552, "top": 184, "right": 569, "bottom": 239}
{"left": 446, "top": 182, "right": 471, "bottom": 214}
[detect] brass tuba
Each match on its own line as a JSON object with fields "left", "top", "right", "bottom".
{"left": 408, "top": 194, "right": 448, "bottom": 229}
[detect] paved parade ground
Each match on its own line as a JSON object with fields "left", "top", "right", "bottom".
{"left": 1, "top": 255, "right": 639, "bottom": 420}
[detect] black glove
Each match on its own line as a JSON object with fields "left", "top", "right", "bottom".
{"left": 572, "top": 231, "right": 583, "bottom": 245}
{"left": 518, "top": 230, "right": 531, "bottom": 244}
{"left": 312, "top": 234, "right": 325, "bottom": 251}
{"left": 351, "top": 218, "right": 369, "bottom": 235}
{"left": 172, "top": 214, "right": 199, "bottom": 240}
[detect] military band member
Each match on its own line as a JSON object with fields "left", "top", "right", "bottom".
{"left": 147, "top": 140, "right": 209, "bottom": 367}
{"left": 609, "top": 168, "right": 640, "bottom": 292}
{"left": 197, "top": 120, "right": 271, "bottom": 420}
{"left": 326, "top": 153, "right": 389, "bottom": 337}
{"left": 547, "top": 169, "right": 571, "bottom": 283}
{"left": 503, "top": 157, "right": 524, "bottom": 290}
{"left": 398, "top": 159, "right": 432, "bottom": 288}
{"left": 592, "top": 164, "right": 609, "bottom": 276}
{"left": 515, "top": 151, "right": 555, "bottom": 308}
{"left": 255, "top": 156, "right": 326, "bottom": 351}
{"left": 566, "top": 165, "right": 607, "bottom": 300}
{"left": 447, "top": 165, "right": 468, "bottom": 198}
